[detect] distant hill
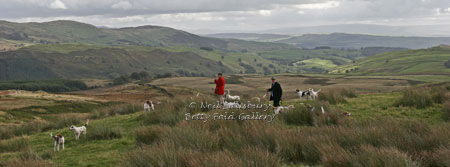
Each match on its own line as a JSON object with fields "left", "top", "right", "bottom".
{"left": 0, "top": 20, "right": 293, "bottom": 52}
{"left": 204, "top": 33, "right": 291, "bottom": 42}
{"left": 276, "top": 33, "right": 450, "bottom": 49}
{"left": 333, "top": 45, "right": 450, "bottom": 75}
{"left": 261, "top": 24, "right": 450, "bottom": 37}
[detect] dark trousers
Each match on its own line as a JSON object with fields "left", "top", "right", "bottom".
{"left": 273, "top": 99, "right": 280, "bottom": 107}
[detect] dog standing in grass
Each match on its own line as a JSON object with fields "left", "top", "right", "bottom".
{"left": 274, "top": 105, "right": 295, "bottom": 115}
{"left": 144, "top": 101, "right": 154, "bottom": 112}
{"left": 50, "top": 132, "right": 64, "bottom": 152}
{"left": 69, "top": 120, "right": 89, "bottom": 140}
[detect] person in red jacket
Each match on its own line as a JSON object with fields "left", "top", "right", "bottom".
{"left": 214, "top": 73, "right": 225, "bottom": 104}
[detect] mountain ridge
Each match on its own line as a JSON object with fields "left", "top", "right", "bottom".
{"left": 0, "top": 20, "right": 294, "bottom": 52}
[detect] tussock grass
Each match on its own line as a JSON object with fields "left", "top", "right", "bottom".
{"left": 139, "top": 109, "right": 183, "bottom": 126}
{"left": 394, "top": 89, "right": 434, "bottom": 109}
{"left": 123, "top": 142, "right": 281, "bottom": 167}
{"left": 282, "top": 102, "right": 341, "bottom": 126}
{"left": 110, "top": 104, "right": 141, "bottom": 115}
{"left": 135, "top": 126, "right": 168, "bottom": 145}
{"left": 127, "top": 105, "right": 450, "bottom": 167}
{"left": 281, "top": 104, "right": 314, "bottom": 126}
{"left": 318, "top": 88, "right": 357, "bottom": 104}
{"left": 0, "top": 104, "right": 134, "bottom": 140}
{"left": 444, "top": 101, "right": 450, "bottom": 121}
{"left": 394, "top": 84, "right": 450, "bottom": 109}
{"left": 1, "top": 159, "right": 51, "bottom": 167}
{"left": 348, "top": 146, "right": 420, "bottom": 167}
{"left": 423, "top": 146, "right": 450, "bottom": 167}
{"left": 42, "top": 114, "right": 85, "bottom": 131}
{"left": 0, "top": 137, "right": 28, "bottom": 153}
{"left": 0, "top": 121, "right": 48, "bottom": 140}
{"left": 87, "top": 123, "right": 123, "bottom": 140}
{"left": 137, "top": 98, "right": 191, "bottom": 126}
{"left": 0, "top": 149, "right": 52, "bottom": 167}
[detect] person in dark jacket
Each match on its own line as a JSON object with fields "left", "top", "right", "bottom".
{"left": 214, "top": 73, "right": 225, "bottom": 104}
{"left": 267, "top": 77, "right": 282, "bottom": 108}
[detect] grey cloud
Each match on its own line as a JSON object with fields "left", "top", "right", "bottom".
{"left": 0, "top": 0, "right": 325, "bottom": 18}
{"left": 0, "top": 0, "right": 449, "bottom": 34}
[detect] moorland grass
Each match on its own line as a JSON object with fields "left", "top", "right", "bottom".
{"left": 444, "top": 101, "right": 450, "bottom": 121}
{"left": 123, "top": 98, "right": 450, "bottom": 167}
{"left": 143, "top": 118, "right": 448, "bottom": 166}
{"left": 318, "top": 88, "right": 357, "bottom": 104}
{"left": 87, "top": 123, "right": 123, "bottom": 140}
{"left": 0, "top": 137, "right": 28, "bottom": 153}
{"left": 1, "top": 83, "right": 450, "bottom": 167}
{"left": 394, "top": 85, "right": 449, "bottom": 109}
{"left": 0, "top": 103, "right": 134, "bottom": 140}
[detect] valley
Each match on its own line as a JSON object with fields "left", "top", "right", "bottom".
{"left": 0, "top": 19, "right": 449, "bottom": 167}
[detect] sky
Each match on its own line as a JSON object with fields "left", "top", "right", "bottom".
{"left": 1, "top": 0, "right": 450, "bottom": 34}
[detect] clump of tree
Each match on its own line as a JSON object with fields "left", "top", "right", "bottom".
{"left": 113, "top": 71, "right": 150, "bottom": 85}
{"left": 200, "top": 47, "right": 214, "bottom": 51}
{"left": 314, "top": 46, "right": 332, "bottom": 49}
{"left": 263, "top": 66, "right": 272, "bottom": 75}
{"left": 0, "top": 79, "right": 88, "bottom": 93}
{"left": 155, "top": 73, "right": 172, "bottom": 79}
{"left": 7, "top": 32, "right": 28, "bottom": 40}
{"left": 130, "top": 71, "right": 150, "bottom": 80}
{"left": 113, "top": 75, "right": 131, "bottom": 85}
{"left": 445, "top": 59, "right": 450, "bottom": 68}
{"left": 175, "top": 69, "right": 206, "bottom": 77}
{"left": 239, "top": 62, "right": 256, "bottom": 74}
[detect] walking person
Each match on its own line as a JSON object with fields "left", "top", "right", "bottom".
{"left": 214, "top": 73, "right": 225, "bottom": 104}
{"left": 267, "top": 77, "right": 282, "bottom": 110}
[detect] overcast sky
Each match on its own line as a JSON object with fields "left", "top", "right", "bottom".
{"left": 1, "top": 0, "right": 450, "bottom": 34}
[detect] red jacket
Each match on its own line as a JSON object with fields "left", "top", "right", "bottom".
{"left": 214, "top": 76, "right": 225, "bottom": 95}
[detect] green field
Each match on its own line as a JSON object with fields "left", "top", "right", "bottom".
{"left": 333, "top": 45, "right": 450, "bottom": 75}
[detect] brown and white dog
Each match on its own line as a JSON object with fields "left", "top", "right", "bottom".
{"left": 50, "top": 132, "right": 65, "bottom": 152}
{"left": 144, "top": 101, "right": 155, "bottom": 112}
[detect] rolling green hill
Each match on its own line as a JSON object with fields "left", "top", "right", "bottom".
{"left": 0, "top": 44, "right": 231, "bottom": 80}
{"left": 0, "top": 20, "right": 293, "bottom": 52}
{"left": 332, "top": 45, "right": 450, "bottom": 75}
{"left": 276, "top": 33, "right": 450, "bottom": 49}
{"left": 0, "top": 44, "right": 289, "bottom": 80}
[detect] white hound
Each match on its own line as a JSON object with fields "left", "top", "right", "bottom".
{"left": 308, "top": 88, "right": 321, "bottom": 100}
{"left": 69, "top": 120, "right": 89, "bottom": 140}
{"left": 251, "top": 97, "right": 261, "bottom": 103}
{"left": 306, "top": 104, "right": 325, "bottom": 114}
{"left": 223, "top": 101, "right": 241, "bottom": 109}
{"left": 50, "top": 132, "right": 64, "bottom": 152}
{"left": 274, "top": 105, "right": 295, "bottom": 115}
{"left": 225, "top": 90, "right": 241, "bottom": 101}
